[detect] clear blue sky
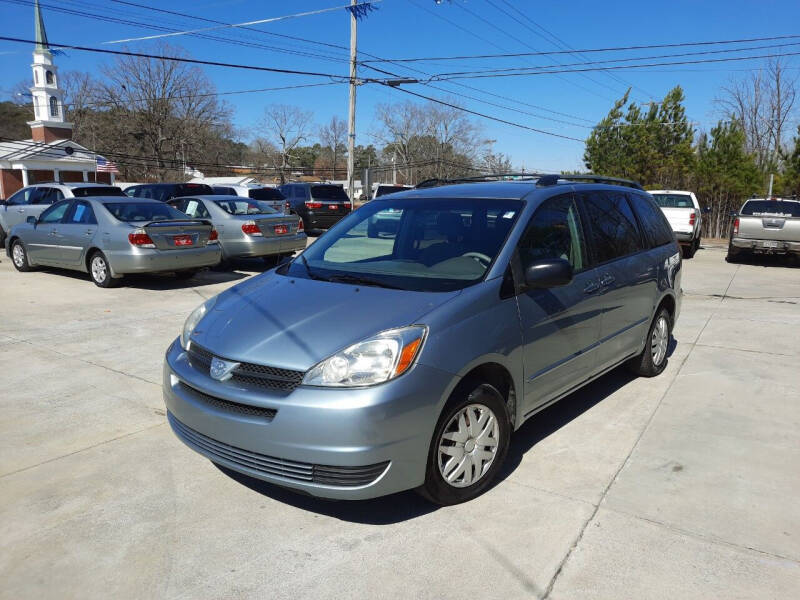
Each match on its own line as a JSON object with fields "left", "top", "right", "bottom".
{"left": 2, "top": 0, "right": 800, "bottom": 171}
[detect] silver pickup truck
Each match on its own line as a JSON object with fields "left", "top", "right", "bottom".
{"left": 727, "top": 197, "right": 800, "bottom": 262}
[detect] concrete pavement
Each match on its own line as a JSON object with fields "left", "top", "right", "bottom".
{"left": 0, "top": 245, "right": 798, "bottom": 599}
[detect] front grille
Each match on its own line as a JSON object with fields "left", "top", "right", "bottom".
{"left": 178, "top": 382, "right": 276, "bottom": 421}
{"left": 187, "top": 344, "right": 305, "bottom": 392}
{"left": 168, "top": 413, "right": 390, "bottom": 487}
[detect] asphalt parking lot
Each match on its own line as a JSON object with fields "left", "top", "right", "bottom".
{"left": 1, "top": 243, "right": 799, "bottom": 599}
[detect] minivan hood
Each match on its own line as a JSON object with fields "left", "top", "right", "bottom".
{"left": 193, "top": 271, "right": 459, "bottom": 371}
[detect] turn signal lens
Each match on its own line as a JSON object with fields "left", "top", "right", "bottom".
{"left": 297, "top": 218, "right": 305, "bottom": 232}
{"left": 128, "top": 229, "right": 155, "bottom": 248}
{"left": 395, "top": 337, "right": 422, "bottom": 377}
{"left": 241, "top": 221, "right": 262, "bottom": 236}
{"left": 733, "top": 218, "right": 740, "bottom": 235}
{"left": 689, "top": 211, "right": 696, "bottom": 226}
{"left": 208, "top": 228, "right": 219, "bottom": 243}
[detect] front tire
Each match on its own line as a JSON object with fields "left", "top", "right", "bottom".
{"left": 89, "top": 251, "right": 119, "bottom": 288}
{"left": 627, "top": 307, "right": 671, "bottom": 377}
{"left": 419, "top": 380, "right": 510, "bottom": 505}
{"left": 11, "top": 239, "right": 32, "bottom": 272}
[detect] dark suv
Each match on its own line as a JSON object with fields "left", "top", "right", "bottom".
{"left": 277, "top": 182, "right": 351, "bottom": 230}
{"left": 164, "top": 173, "right": 683, "bottom": 505}
{"left": 125, "top": 182, "right": 213, "bottom": 202}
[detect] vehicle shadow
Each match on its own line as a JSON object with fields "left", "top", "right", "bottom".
{"left": 122, "top": 269, "right": 248, "bottom": 289}
{"left": 732, "top": 253, "right": 799, "bottom": 269}
{"left": 216, "top": 336, "right": 677, "bottom": 524}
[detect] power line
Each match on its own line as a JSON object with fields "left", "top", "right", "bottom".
{"left": 103, "top": 2, "right": 383, "bottom": 45}
{"left": 432, "top": 40, "right": 800, "bottom": 78}
{"left": 0, "top": 35, "right": 355, "bottom": 79}
{"left": 361, "top": 32, "right": 800, "bottom": 63}
{"left": 434, "top": 48, "right": 800, "bottom": 80}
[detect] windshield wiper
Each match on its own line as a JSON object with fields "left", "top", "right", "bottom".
{"left": 296, "top": 253, "right": 325, "bottom": 281}
{"left": 324, "top": 273, "right": 403, "bottom": 289}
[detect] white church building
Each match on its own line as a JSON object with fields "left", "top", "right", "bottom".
{"left": 0, "top": 0, "right": 113, "bottom": 199}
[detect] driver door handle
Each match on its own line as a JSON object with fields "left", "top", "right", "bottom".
{"left": 17, "top": 209, "right": 25, "bottom": 213}
{"left": 600, "top": 274, "right": 615, "bottom": 287}
{"left": 583, "top": 281, "right": 600, "bottom": 294}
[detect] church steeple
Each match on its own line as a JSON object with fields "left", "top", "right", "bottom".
{"left": 34, "top": 0, "right": 49, "bottom": 52}
{"left": 28, "top": 0, "right": 73, "bottom": 143}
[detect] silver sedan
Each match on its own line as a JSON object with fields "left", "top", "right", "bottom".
{"left": 5, "top": 196, "right": 222, "bottom": 288}
{"left": 168, "top": 195, "right": 306, "bottom": 263}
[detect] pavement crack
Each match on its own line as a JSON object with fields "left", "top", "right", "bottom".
{"left": 0, "top": 422, "right": 165, "bottom": 479}
{"left": 541, "top": 310, "right": 715, "bottom": 599}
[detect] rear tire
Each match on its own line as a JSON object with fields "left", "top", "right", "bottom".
{"left": 89, "top": 251, "right": 119, "bottom": 288}
{"left": 11, "top": 239, "right": 32, "bottom": 272}
{"left": 418, "top": 379, "right": 511, "bottom": 506}
{"left": 627, "top": 308, "right": 671, "bottom": 377}
{"left": 682, "top": 239, "right": 697, "bottom": 259}
{"left": 726, "top": 243, "right": 742, "bottom": 263}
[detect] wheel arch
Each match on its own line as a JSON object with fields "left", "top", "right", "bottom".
{"left": 442, "top": 360, "right": 518, "bottom": 429}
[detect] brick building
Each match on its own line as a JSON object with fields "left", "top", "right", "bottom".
{"left": 0, "top": 0, "right": 112, "bottom": 199}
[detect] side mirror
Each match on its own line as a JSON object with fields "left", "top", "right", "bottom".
{"left": 729, "top": 210, "right": 737, "bottom": 217}
{"left": 524, "top": 258, "right": 573, "bottom": 289}
{"left": 26, "top": 216, "right": 37, "bottom": 225}
{"left": 702, "top": 206, "right": 712, "bottom": 214}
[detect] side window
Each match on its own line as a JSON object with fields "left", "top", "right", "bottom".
{"left": 7, "top": 188, "right": 34, "bottom": 205}
{"left": 37, "top": 188, "right": 64, "bottom": 204}
{"left": 628, "top": 193, "right": 674, "bottom": 248}
{"left": 580, "top": 191, "right": 644, "bottom": 264}
{"left": 181, "top": 199, "right": 210, "bottom": 219}
{"left": 65, "top": 201, "right": 97, "bottom": 225}
{"left": 517, "top": 194, "right": 587, "bottom": 273}
{"left": 39, "top": 200, "right": 71, "bottom": 224}
{"left": 168, "top": 199, "right": 187, "bottom": 213}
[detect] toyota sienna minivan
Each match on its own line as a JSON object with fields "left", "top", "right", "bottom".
{"left": 164, "top": 174, "right": 682, "bottom": 505}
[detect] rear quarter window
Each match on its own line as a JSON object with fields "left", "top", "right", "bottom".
{"left": 311, "top": 185, "right": 348, "bottom": 200}
{"left": 628, "top": 193, "right": 675, "bottom": 247}
{"left": 72, "top": 186, "right": 126, "bottom": 197}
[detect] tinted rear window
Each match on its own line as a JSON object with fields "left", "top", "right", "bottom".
{"left": 248, "top": 187, "right": 284, "bottom": 201}
{"left": 102, "top": 202, "right": 188, "bottom": 222}
{"left": 652, "top": 194, "right": 694, "bottom": 208}
{"left": 175, "top": 184, "right": 213, "bottom": 197}
{"left": 71, "top": 186, "right": 126, "bottom": 197}
{"left": 311, "top": 185, "right": 348, "bottom": 200}
{"left": 375, "top": 185, "right": 409, "bottom": 197}
{"left": 741, "top": 200, "right": 800, "bottom": 217}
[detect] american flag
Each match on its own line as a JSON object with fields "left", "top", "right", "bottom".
{"left": 95, "top": 155, "right": 119, "bottom": 173}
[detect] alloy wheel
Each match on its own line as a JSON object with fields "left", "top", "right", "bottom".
{"left": 651, "top": 315, "right": 669, "bottom": 366}
{"left": 437, "top": 403, "right": 500, "bottom": 488}
{"left": 91, "top": 256, "right": 107, "bottom": 284}
{"left": 12, "top": 243, "right": 25, "bottom": 268}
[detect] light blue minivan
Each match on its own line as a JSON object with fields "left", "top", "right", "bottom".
{"left": 164, "top": 174, "right": 681, "bottom": 505}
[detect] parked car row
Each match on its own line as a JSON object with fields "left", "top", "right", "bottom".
{"left": 4, "top": 193, "right": 306, "bottom": 288}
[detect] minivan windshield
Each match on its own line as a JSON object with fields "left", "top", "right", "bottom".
{"left": 741, "top": 200, "right": 800, "bottom": 217}
{"left": 282, "top": 197, "right": 523, "bottom": 292}
{"left": 102, "top": 202, "right": 188, "bottom": 222}
{"left": 214, "top": 199, "right": 277, "bottom": 215}
{"left": 311, "top": 185, "right": 349, "bottom": 201}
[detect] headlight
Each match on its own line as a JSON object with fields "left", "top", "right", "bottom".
{"left": 180, "top": 296, "right": 217, "bottom": 350}
{"left": 303, "top": 326, "right": 427, "bottom": 387}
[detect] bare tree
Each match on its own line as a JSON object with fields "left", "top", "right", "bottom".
{"left": 318, "top": 116, "right": 347, "bottom": 180}
{"left": 94, "top": 43, "right": 232, "bottom": 180}
{"left": 717, "top": 56, "right": 797, "bottom": 172}
{"left": 256, "top": 104, "right": 313, "bottom": 183}
{"left": 482, "top": 150, "right": 513, "bottom": 174}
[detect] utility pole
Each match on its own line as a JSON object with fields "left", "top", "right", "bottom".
{"left": 346, "top": 0, "right": 357, "bottom": 210}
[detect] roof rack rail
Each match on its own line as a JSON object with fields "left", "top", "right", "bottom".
{"left": 415, "top": 172, "right": 543, "bottom": 189}
{"left": 537, "top": 174, "right": 644, "bottom": 190}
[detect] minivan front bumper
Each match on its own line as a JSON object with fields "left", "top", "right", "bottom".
{"left": 163, "top": 339, "right": 453, "bottom": 499}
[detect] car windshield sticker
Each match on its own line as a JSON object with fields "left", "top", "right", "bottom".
{"left": 185, "top": 200, "right": 199, "bottom": 216}
{"left": 502, "top": 211, "right": 515, "bottom": 219}
{"left": 73, "top": 205, "right": 86, "bottom": 222}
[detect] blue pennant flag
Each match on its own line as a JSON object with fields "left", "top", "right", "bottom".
{"left": 346, "top": 2, "right": 378, "bottom": 20}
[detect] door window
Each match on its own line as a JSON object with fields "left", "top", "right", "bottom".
{"left": 580, "top": 191, "right": 644, "bottom": 264}
{"left": 628, "top": 193, "right": 674, "bottom": 247}
{"left": 64, "top": 201, "right": 97, "bottom": 225}
{"left": 35, "top": 188, "right": 64, "bottom": 204}
{"left": 39, "top": 200, "right": 71, "bottom": 224}
{"left": 6, "top": 188, "right": 35, "bottom": 205}
{"left": 517, "top": 194, "right": 587, "bottom": 273}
